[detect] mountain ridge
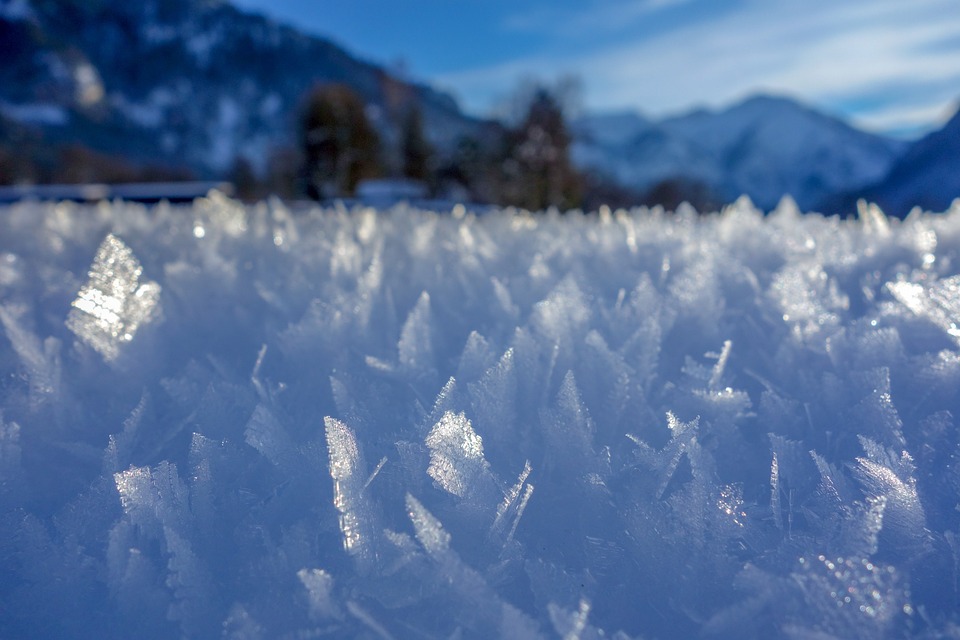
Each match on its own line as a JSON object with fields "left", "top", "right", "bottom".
{"left": 823, "top": 103, "right": 960, "bottom": 216}
{"left": 2, "top": 0, "right": 956, "bottom": 214}
{"left": 0, "top": 0, "right": 491, "bottom": 181}
{"left": 573, "top": 94, "right": 909, "bottom": 211}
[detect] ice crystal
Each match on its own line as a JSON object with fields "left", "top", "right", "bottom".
{"left": 66, "top": 234, "right": 160, "bottom": 360}
{"left": 425, "top": 410, "right": 492, "bottom": 499}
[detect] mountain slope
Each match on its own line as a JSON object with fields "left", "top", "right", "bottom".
{"left": 572, "top": 111, "right": 721, "bottom": 199}
{"left": 854, "top": 104, "right": 960, "bottom": 216}
{"left": 574, "top": 95, "right": 907, "bottom": 211}
{"left": 0, "top": 0, "right": 488, "bottom": 179}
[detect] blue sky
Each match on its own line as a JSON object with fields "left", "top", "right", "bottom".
{"left": 231, "top": 0, "right": 960, "bottom": 137}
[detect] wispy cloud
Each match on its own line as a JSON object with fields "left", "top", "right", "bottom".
{"left": 852, "top": 100, "right": 959, "bottom": 137}
{"left": 503, "top": 0, "right": 698, "bottom": 36}
{"left": 438, "top": 0, "right": 960, "bottom": 134}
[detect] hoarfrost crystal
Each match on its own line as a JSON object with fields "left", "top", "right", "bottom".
{"left": 405, "top": 493, "right": 450, "bottom": 555}
{"left": 887, "top": 274, "right": 960, "bottom": 344}
{"left": 324, "top": 416, "right": 375, "bottom": 563}
{"left": 425, "top": 410, "right": 491, "bottom": 498}
{"left": 67, "top": 234, "right": 160, "bottom": 360}
{"left": 298, "top": 568, "right": 341, "bottom": 621}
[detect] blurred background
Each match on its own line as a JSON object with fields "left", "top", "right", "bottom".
{"left": 1, "top": 0, "right": 958, "bottom": 215}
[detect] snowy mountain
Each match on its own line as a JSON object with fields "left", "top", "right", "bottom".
{"left": 840, "top": 104, "right": 960, "bottom": 217}
{"left": 0, "top": 0, "right": 489, "bottom": 178}
{"left": 0, "top": 0, "right": 932, "bottom": 211}
{"left": 573, "top": 95, "right": 907, "bottom": 211}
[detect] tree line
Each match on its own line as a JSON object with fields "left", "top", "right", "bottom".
{"left": 0, "top": 78, "right": 718, "bottom": 211}
{"left": 254, "top": 81, "right": 582, "bottom": 211}
{"left": 260, "top": 80, "right": 718, "bottom": 211}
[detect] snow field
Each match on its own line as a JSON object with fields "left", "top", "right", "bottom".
{"left": 1, "top": 192, "right": 960, "bottom": 638}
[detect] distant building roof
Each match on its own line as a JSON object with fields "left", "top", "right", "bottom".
{"left": 355, "top": 178, "right": 428, "bottom": 205}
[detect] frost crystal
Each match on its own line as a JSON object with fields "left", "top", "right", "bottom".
{"left": 0, "top": 305, "right": 60, "bottom": 402}
{"left": 770, "top": 451, "right": 784, "bottom": 532}
{"left": 324, "top": 417, "right": 374, "bottom": 562}
{"left": 298, "top": 568, "right": 341, "bottom": 621}
{"left": 405, "top": 493, "right": 450, "bottom": 555}
{"left": 425, "top": 411, "right": 491, "bottom": 498}
{"left": 491, "top": 460, "right": 533, "bottom": 541}
{"left": 792, "top": 554, "right": 908, "bottom": 637}
{"left": 0, "top": 413, "right": 21, "bottom": 489}
{"left": 67, "top": 234, "right": 160, "bottom": 360}
{"left": 398, "top": 291, "right": 435, "bottom": 377}
{"left": 244, "top": 404, "right": 298, "bottom": 469}
{"left": 888, "top": 275, "right": 960, "bottom": 344}
{"left": 549, "top": 599, "right": 592, "bottom": 640}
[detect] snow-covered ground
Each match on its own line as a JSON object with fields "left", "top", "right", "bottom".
{"left": 2, "top": 192, "right": 960, "bottom": 638}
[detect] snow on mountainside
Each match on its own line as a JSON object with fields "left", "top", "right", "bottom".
{"left": 572, "top": 111, "right": 723, "bottom": 200}
{"left": 574, "top": 95, "right": 907, "bottom": 211}
{"left": 0, "top": 0, "right": 488, "bottom": 176}
{"left": 570, "top": 110, "right": 652, "bottom": 148}
{"left": 856, "top": 104, "right": 960, "bottom": 216}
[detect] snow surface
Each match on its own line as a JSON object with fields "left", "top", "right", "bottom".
{"left": 2, "top": 192, "right": 960, "bottom": 638}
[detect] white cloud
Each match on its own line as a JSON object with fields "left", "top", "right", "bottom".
{"left": 852, "top": 99, "right": 960, "bottom": 137}
{"left": 503, "top": 0, "right": 697, "bottom": 36}
{"left": 438, "top": 0, "right": 960, "bottom": 133}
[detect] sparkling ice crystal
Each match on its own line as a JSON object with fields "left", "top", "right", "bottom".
{"left": 67, "top": 234, "right": 160, "bottom": 360}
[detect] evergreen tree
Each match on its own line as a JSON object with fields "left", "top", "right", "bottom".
{"left": 504, "top": 88, "right": 581, "bottom": 211}
{"left": 399, "top": 105, "right": 432, "bottom": 182}
{"left": 300, "top": 84, "right": 381, "bottom": 199}
{"left": 229, "top": 155, "right": 260, "bottom": 202}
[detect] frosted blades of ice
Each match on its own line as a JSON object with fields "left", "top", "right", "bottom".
{"left": 405, "top": 493, "right": 451, "bottom": 555}
{"left": 657, "top": 412, "right": 700, "bottom": 499}
{"left": 67, "top": 234, "right": 160, "bottom": 360}
{"left": 507, "top": 483, "right": 534, "bottom": 544}
{"left": 110, "top": 461, "right": 215, "bottom": 636}
{"left": 491, "top": 460, "right": 533, "bottom": 544}
{"left": 425, "top": 411, "right": 495, "bottom": 501}
{"left": 14, "top": 196, "right": 960, "bottom": 638}
{"left": 770, "top": 452, "right": 783, "bottom": 532}
{"left": 0, "top": 305, "right": 60, "bottom": 401}
{"left": 398, "top": 291, "right": 436, "bottom": 390}
{"left": 854, "top": 438, "right": 926, "bottom": 555}
{"left": 404, "top": 493, "right": 544, "bottom": 637}
{"left": 792, "top": 554, "right": 908, "bottom": 637}
{"left": 887, "top": 275, "right": 960, "bottom": 344}
{"left": 324, "top": 417, "right": 375, "bottom": 565}
{"left": 297, "top": 568, "right": 341, "bottom": 621}
{"left": 0, "top": 413, "right": 21, "bottom": 496}
{"left": 549, "top": 599, "right": 592, "bottom": 640}
{"left": 245, "top": 404, "right": 298, "bottom": 470}
{"left": 708, "top": 339, "right": 732, "bottom": 391}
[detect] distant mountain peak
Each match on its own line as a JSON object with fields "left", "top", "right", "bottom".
{"left": 737, "top": 93, "right": 806, "bottom": 108}
{"left": 573, "top": 93, "right": 907, "bottom": 211}
{"left": 572, "top": 110, "right": 651, "bottom": 147}
{"left": 0, "top": 0, "right": 487, "bottom": 179}
{"left": 840, "top": 100, "right": 960, "bottom": 216}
